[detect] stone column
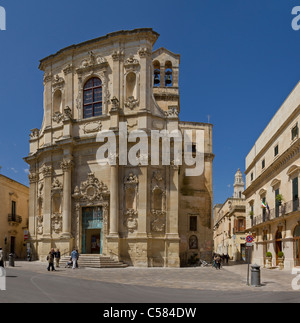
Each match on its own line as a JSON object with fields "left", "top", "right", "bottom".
{"left": 138, "top": 47, "right": 152, "bottom": 112}
{"left": 42, "top": 164, "right": 52, "bottom": 238}
{"left": 109, "top": 164, "right": 118, "bottom": 236}
{"left": 135, "top": 165, "right": 148, "bottom": 267}
{"left": 28, "top": 171, "right": 38, "bottom": 237}
{"left": 166, "top": 163, "right": 180, "bottom": 268}
{"left": 61, "top": 159, "right": 73, "bottom": 238}
{"left": 107, "top": 154, "right": 119, "bottom": 260}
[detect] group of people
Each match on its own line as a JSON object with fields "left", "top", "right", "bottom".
{"left": 212, "top": 253, "right": 230, "bottom": 270}
{"left": 46, "top": 248, "right": 80, "bottom": 271}
{"left": 46, "top": 248, "right": 61, "bottom": 271}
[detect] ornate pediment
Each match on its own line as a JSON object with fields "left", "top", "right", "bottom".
{"left": 76, "top": 51, "right": 108, "bottom": 75}
{"left": 124, "top": 55, "right": 139, "bottom": 71}
{"left": 72, "top": 173, "right": 109, "bottom": 205}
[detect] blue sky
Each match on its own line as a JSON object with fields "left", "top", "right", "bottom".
{"left": 1, "top": 0, "right": 300, "bottom": 205}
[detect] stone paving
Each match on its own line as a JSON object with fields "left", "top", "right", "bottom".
{"left": 5, "top": 260, "right": 299, "bottom": 293}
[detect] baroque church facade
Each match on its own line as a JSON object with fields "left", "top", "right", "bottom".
{"left": 25, "top": 29, "right": 214, "bottom": 267}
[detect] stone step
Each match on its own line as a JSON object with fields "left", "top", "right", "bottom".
{"left": 59, "top": 254, "right": 128, "bottom": 268}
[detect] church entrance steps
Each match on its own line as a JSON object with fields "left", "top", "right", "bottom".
{"left": 59, "top": 254, "right": 128, "bottom": 268}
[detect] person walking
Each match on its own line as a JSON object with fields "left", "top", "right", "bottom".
{"left": 47, "top": 251, "right": 56, "bottom": 271}
{"left": 214, "top": 254, "right": 221, "bottom": 270}
{"left": 55, "top": 249, "right": 61, "bottom": 268}
{"left": 71, "top": 249, "right": 78, "bottom": 269}
{"left": 0, "top": 248, "right": 4, "bottom": 268}
{"left": 76, "top": 249, "right": 79, "bottom": 268}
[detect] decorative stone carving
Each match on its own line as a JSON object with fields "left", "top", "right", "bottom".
{"left": 124, "top": 172, "right": 139, "bottom": 187}
{"left": 52, "top": 75, "right": 65, "bottom": 91}
{"left": 30, "top": 128, "right": 39, "bottom": 139}
{"left": 124, "top": 209, "right": 138, "bottom": 233}
{"left": 41, "top": 164, "right": 52, "bottom": 178}
{"left": 165, "top": 106, "right": 179, "bottom": 118}
{"left": 125, "top": 96, "right": 139, "bottom": 110}
{"left": 52, "top": 178, "right": 63, "bottom": 191}
{"left": 110, "top": 96, "right": 120, "bottom": 112}
{"left": 51, "top": 213, "right": 62, "bottom": 234}
{"left": 61, "top": 159, "right": 73, "bottom": 172}
{"left": 72, "top": 173, "right": 109, "bottom": 204}
{"left": 112, "top": 50, "right": 124, "bottom": 61}
{"left": 151, "top": 170, "right": 166, "bottom": 233}
{"left": 63, "top": 106, "right": 73, "bottom": 121}
{"left": 37, "top": 215, "right": 43, "bottom": 235}
{"left": 151, "top": 210, "right": 166, "bottom": 232}
{"left": 63, "top": 64, "right": 73, "bottom": 75}
{"left": 83, "top": 120, "right": 102, "bottom": 134}
{"left": 138, "top": 47, "right": 152, "bottom": 58}
{"left": 43, "top": 73, "right": 52, "bottom": 84}
{"left": 28, "top": 172, "right": 38, "bottom": 184}
{"left": 76, "top": 51, "right": 108, "bottom": 75}
{"left": 52, "top": 111, "right": 64, "bottom": 124}
{"left": 124, "top": 55, "right": 139, "bottom": 70}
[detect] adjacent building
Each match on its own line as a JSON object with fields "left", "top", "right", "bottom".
{"left": 24, "top": 29, "right": 214, "bottom": 267}
{"left": 244, "top": 81, "right": 300, "bottom": 269}
{"left": 0, "top": 174, "right": 29, "bottom": 259}
{"left": 213, "top": 169, "right": 247, "bottom": 261}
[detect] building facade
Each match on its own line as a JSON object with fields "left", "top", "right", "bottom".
{"left": 24, "top": 29, "right": 214, "bottom": 267}
{"left": 213, "top": 170, "right": 247, "bottom": 261}
{"left": 244, "top": 81, "right": 300, "bottom": 269}
{"left": 0, "top": 175, "right": 29, "bottom": 259}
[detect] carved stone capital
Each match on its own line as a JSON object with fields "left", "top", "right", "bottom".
{"left": 138, "top": 47, "right": 152, "bottom": 58}
{"left": 61, "top": 159, "right": 73, "bottom": 172}
{"left": 28, "top": 172, "right": 38, "bottom": 184}
{"left": 112, "top": 50, "right": 124, "bottom": 62}
{"left": 41, "top": 165, "right": 52, "bottom": 178}
{"left": 30, "top": 128, "right": 39, "bottom": 139}
{"left": 63, "top": 64, "right": 73, "bottom": 75}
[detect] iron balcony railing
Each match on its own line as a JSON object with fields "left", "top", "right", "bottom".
{"left": 252, "top": 198, "right": 300, "bottom": 227}
{"left": 8, "top": 214, "right": 22, "bottom": 224}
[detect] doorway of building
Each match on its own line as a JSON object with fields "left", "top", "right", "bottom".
{"left": 85, "top": 229, "right": 101, "bottom": 254}
{"left": 82, "top": 207, "right": 103, "bottom": 254}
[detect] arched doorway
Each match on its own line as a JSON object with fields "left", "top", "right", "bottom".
{"left": 293, "top": 225, "right": 300, "bottom": 267}
{"left": 275, "top": 229, "right": 282, "bottom": 266}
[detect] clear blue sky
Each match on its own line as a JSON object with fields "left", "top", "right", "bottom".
{"left": 1, "top": 0, "right": 300, "bottom": 205}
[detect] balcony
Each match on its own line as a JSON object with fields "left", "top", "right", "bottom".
{"left": 8, "top": 214, "right": 22, "bottom": 225}
{"left": 252, "top": 198, "right": 300, "bottom": 227}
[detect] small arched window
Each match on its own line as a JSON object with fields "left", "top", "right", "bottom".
{"left": 153, "top": 60, "right": 161, "bottom": 87}
{"left": 83, "top": 77, "right": 103, "bottom": 119}
{"left": 165, "top": 61, "right": 173, "bottom": 87}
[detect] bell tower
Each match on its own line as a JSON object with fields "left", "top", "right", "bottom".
{"left": 233, "top": 169, "right": 245, "bottom": 198}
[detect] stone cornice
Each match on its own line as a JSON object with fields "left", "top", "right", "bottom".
{"left": 244, "top": 138, "right": 300, "bottom": 197}
{"left": 39, "top": 28, "right": 160, "bottom": 70}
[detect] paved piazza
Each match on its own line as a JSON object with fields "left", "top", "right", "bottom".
{"left": 0, "top": 261, "right": 299, "bottom": 303}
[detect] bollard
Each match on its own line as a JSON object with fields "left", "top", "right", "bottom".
{"left": 251, "top": 264, "right": 261, "bottom": 287}
{"left": 8, "top": 253, "right": 14, "bottom": 267}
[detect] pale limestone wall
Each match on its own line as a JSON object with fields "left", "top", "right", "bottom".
{"left": 25, "top": 29, "right": 214, "bottom": 267}
{"left": 244, "top": 81, "right": 300, "bottom": 269}
{"left": 0, "top": 175, "right": 29, "bottom": 258}
{"left": 213, "top": 198, "right": 246, "bottom": 260}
